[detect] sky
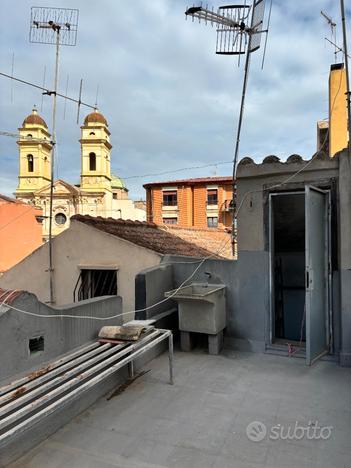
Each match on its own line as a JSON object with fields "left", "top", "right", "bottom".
{"left": 0, "top": 0, "right": 349, "bottom": 200}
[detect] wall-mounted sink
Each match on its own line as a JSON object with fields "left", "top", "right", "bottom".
{"left": 165, "top": 283, "right": 226, "bottom": 336}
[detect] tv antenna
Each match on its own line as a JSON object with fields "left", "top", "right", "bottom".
{"left": 185, "top": 1, "right": 272, "bottom": 254}
{"left": 30, "top": 6, "right": 79, "bottom": 304}
{"left": 321, "top": 10, "right": 338, "bottom": 62}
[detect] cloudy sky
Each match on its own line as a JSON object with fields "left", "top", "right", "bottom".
{"left": 0, "top": 0, "right": 349, "bottom": 199}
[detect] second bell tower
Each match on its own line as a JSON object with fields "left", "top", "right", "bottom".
{"left": 80, "top": 109, "right": 112, "bottom": 192}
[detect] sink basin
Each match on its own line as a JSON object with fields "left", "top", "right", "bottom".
{"left": 165, "top": 283, "right": 226, "bottom": 335}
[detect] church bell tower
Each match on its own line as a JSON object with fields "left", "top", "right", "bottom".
{"left": 80, "top": 109, "right": 112, "bottom": 193}
{"left": 16, "top": 106, "right": 52, "bottom": 199}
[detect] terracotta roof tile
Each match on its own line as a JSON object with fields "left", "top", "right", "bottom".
{"left": 162, "top": 225, "right": 233, "bottom": 259}
{"left": 71, "top": 215, "right": 225, "bottom": 258}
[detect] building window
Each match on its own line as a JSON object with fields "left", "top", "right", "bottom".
{"left": 89, "top": 152, "right": 96, "bottom": 171}
{"left": 163, "top": 217, "right": 177, "bottom": 225}
{"left": 207, "top": 217, "right": 218, "bottom": 228}
{"left": 75, "top": 269, "right": 118, "bottom": 302}
{"left": 207, "top": 189, "right": 218, "bottom": 205}
{"left": 27, "top": 154, "right": 34, "bottom": 172}
{"left": 29, "top": 336, "right": 44, "bottom": 355}
{"left": 55, "top": 213, "right": 67, "bottom": 225}
{"left": 113, "top": 193, "right": 118, "bottom": 200}
{"left": 27, "top": 134, "right": 33, "bottom": 138}
{"left": 163, "top": 190, "right": 177, "bottom": 206}
{"left": 89, "top": 131, "right": 95, "bottom": 136}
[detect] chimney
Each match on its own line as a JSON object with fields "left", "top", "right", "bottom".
{"left": 329, "top": 63, "right": 348, "bottom": 157}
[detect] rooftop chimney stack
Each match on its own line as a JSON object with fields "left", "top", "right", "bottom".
{"left": 329, "top": 63, "right": 348, "bottom": 157}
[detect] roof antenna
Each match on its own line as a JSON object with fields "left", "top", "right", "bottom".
{"left": 261, "top": 0, "right": 272, "bottom": 69}
{"left": 76, "top": 78, "right": 83, "bottom": 124}
{"left": 321, "top": 10, "right": 338, "bottom": 62}
{"left": 185, "top": 1, "right": 271, "bottom": 255}
{"left": 95, "top": 83, "right": 99, "bottom": 109}
{"left": 40, "top": 65, "right": 46, "bottom": 112}
{"left": 63, "top": 74, "right": 69, "bottom": 119}
{"left": 30, "top": 6, "right": 79, "bottom": 304}
{"left": 10, "top": 52, "right": 15, "bottom": 104}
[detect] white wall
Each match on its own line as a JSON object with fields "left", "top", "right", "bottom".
{"left": 112, "top": 199, "right": 146, "bottom": 222}
{"left": 0, "top": 220, "right": 161, "bottom": 316}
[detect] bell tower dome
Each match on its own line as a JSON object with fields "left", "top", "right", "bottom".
{"left": 80, "top": 109, "right": 112, "bottom": 192}
{"left": 16, "top": 106, "right": 52, "bottom": 199}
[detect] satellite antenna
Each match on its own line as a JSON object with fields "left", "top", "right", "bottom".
{"left": 30, "top": 6, "right": 79, "bottom": 304}
{"left": 185, "top": 1, "right": 272, "bottom": 254}
{"left": 321, "top": 10, "right": 338, "bottom": 62}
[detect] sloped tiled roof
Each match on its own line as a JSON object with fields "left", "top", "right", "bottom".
{"left": 0, "top": 194, "right": 21, "bottom": 204}
{"left": 71, "top": 215, "right": 226, "bottom": 258}
{"left": 143, "top": 176, "right": 233, "bottom": 188}
{"left": 162, "top": 225, "right": 233, "bottom": 259}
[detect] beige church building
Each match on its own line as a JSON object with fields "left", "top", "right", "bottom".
{"left": 15, "top": 107, "right": 145, "bottom": 239}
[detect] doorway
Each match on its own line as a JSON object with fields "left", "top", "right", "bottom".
{"left": 269, "top": 187, "right": 331, "bottom": 365}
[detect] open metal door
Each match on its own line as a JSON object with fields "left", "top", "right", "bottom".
{"left": 305, "top": 185, "right": 329, "bottom": 365}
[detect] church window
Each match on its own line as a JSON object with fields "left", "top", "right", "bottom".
{"left": 89, "top": 132, "right": 95, "bottom": 136}
{"left": 55, "top": 213, "right": 67, "bottom": 225}
{"left": 27, "top": 154, "right": 34, "bottom": 172}
{"left": 89, "top": 152, "right": 96, "bottom": 171}
{"left": 27, "top": 134, "right": 33, "bottom": 138}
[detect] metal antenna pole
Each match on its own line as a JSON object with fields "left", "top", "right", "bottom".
{"left": 340, "top": 0, "right": 351, "bottom": 154}
{"left": 185, "top": 1, "right": 269, "bottom": 256}
{"left": 232, "top": 36, "right": 252, "bottom": 254}
{"left": 29, "top": 6, "right": 79, "bottom": 303}
{"left": 48, "top": 30, "right": 60, "bottom": 304}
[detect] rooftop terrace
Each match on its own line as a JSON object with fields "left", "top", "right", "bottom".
{"left": 8, "top": 349, "right": 351, "bottom": 468}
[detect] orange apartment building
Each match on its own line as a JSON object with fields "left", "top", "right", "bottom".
{"left": 144, "top": 176, "right": 234, "bottom": 229}
{"left": 0, "top": 194, "right": 43, "bottom": 273}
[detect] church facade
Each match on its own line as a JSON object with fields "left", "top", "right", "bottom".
{"left": 15, "top": 107, "right": 145, "bottom": 239}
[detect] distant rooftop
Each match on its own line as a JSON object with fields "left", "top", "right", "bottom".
{"left": 71, "top": 215, "right": 228, "bottom": 258}
{"left": 163, "top": 225, "right": 232, "bottom": 259}
{"left": 143, "top": 176, "right": 233, "bottom": 188}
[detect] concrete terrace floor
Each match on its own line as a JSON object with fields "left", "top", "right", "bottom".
{"left": 9, "top": 349, "right": 351, "bottom": 468}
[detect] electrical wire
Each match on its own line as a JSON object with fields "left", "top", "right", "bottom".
{"left": 122, "top": 161, "right": 233, "bottom": 180}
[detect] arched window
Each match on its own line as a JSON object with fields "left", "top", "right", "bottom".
{"left": 89, "top": 152, "right": 96, "bottom": 171}
{"left": 89, "top": 131, "right": 95, "bottom": 136}
{"left": 27, "top": 154, "right": 34, "bottom": 172}
{"left": 27, "top": 134, "right": 33, "bottom": 138}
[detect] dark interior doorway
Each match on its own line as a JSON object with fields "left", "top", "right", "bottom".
{"left": 271, "top": 193, "right": 306, "bottom": 343}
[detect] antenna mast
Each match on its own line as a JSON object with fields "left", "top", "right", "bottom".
{"left": 185, "top": 1, "right": 271, "bottom": 255}
{"left": 30, "top": 6, "right": 79, "bottom": 304}
{"left": 321, "top": 10, "right": 338, "bottom": 62}
{"left": 340, "top": 0, "right": 351, "bottom": 155}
